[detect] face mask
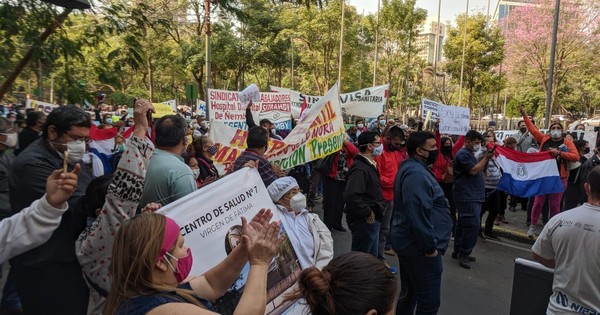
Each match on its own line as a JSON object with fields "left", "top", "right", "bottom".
{"left": 191, "top": 168, "right": 200, "bottom": 179}
{"left": 289, "top": 193, "right": 307, "bottom": 213}
{"left": 472, "top": 144, "right": 482, "bottom": 152}
{"left": 66, "top": 140, "right": 87, "bottom": 163}
{"left": 164, "top": 248, "right": 193, "bottom": 283}
{"left": 200, "top": 121, "right": 208, "bottom": 128}
{"left": 387, "top": 144, "right": 397, "bottom": 152}
{"left": 105, "top": 118, "right": 113, "bottom": 125}
{"left": 519, "top": 127, "right": 527, "bottom": 133}
{"left": 357, "top": 123, "right": 364, "bottom": 129}
{"left": 373, "top": 144, "right": 384, "bottom": 157}
{"left": 550, "top": 130, "right": 562, "bottom": 139}
{"left": 442, "top": 145, "right": 452, "bottom": 155}
{"left": 114, "top": 143, "right": 125, "bottom": 153}
{"left": 271, "top": 129, "right": 277, "bottom": 135}
{"left": 379, "top": 119, "right": 386, "bottom": 126}
{"left": 584, "top": 147, "right": 590, "bottom": 154}
{"left": 420, "top": 147, "right": 438, "bottom": 165}
{"left": 207, "top": 145, "right": 218, "bottom": 156}
{"left": 0, "top": 133, "right": 17, "bottom": 148}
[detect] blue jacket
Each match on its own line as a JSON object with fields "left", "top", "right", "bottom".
{"left": 389, "top": 157, "right": 453, "bottom": 256}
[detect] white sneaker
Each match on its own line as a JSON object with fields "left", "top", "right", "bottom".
{"left": 527, "top": 225, "right": 536, "bottom": 238}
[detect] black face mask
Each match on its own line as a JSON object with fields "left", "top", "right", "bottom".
{"left": 388, "top": 144, "right": 398, "bottom": 152}
{"left": 420, "top": 148, "right": 438, "bottom": 165}
{"left": 584, "top": 147, "right": 591, "bottom": 154}
{"left": 520, "top": 127, "right": 527, "bottom": 133}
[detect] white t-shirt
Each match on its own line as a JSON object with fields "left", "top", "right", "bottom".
{"left": 532, "top": 203, "right": 600, "bottom": 314}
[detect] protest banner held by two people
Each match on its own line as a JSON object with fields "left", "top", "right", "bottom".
{"left": 210, "top": 83, "right": 347, "bottom": 174}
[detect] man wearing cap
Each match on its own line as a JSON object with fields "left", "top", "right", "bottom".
{"left": 344, "top": 131, "right": 386, "bottom": 257}
{"left": 267, "top": 177, "right": 333, "bottom": 269}
{"left": 520, "top": 108, "right": 580, "bottom": 238}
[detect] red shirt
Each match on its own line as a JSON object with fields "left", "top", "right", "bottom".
{"left": 375, "top": 145, "right": 406, "bottom": 201}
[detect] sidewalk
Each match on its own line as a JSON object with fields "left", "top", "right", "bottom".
{"left": 484, "top": 204, "right": 538, "bottom": 245}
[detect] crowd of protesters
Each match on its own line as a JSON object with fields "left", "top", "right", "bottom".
{"left": 0, "top": 99, "right": 597, "bottom": 315}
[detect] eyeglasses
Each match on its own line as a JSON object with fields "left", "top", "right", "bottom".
{"left": 64, "top": 132, "right": 90, "bottom": 143}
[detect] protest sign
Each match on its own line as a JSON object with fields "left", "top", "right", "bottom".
{"left": 438, "top": 105, "right": 470, "bottom": 135}
{"left": 162, "top": 99, "right": 177, "bottom": 111}
{"left": 152, "top": 103, "right": 176, "bottom": 118}
{"left": 26, "top": 99, "right": 59, "bottom": 115}
{"left": 239, "top": 84, "right": 261, "bottom": 107}
{"left": 211, "top": 84, "right": 345, "bottom": 173}
{"left": 197, "top": 100, "right": 207, "bottom": 116}
{"left": 158, "top": 168, "right": 301, "bottom": 314}
{"left": 208, "top": 88, "right": 292, "bottom": 130}
{"left": 421, "top": 98, "right": 441, "bottom": 120}
{"left": 271, "top": 84, "right": 389, "bottom": 119}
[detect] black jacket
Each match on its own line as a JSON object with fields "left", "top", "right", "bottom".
{"left": 343, "top": 154, "right": 386, "bottom": 223}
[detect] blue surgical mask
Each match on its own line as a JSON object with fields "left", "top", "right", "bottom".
{"left": 373, "top": 144, "right": 384, "bottom": 157}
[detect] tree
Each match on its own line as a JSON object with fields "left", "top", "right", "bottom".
{"left": 444, "top": 13, "right": 504, "bottom": 110}
{"left": 503, "top": 0, "right": 600, "bottom": 120}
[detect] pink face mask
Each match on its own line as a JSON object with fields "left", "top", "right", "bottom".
{"left": 164, "top": 249, "right": 193, "bottom": 283}
{"left": 158, "top": 217, "right": 194, "bottom": 283}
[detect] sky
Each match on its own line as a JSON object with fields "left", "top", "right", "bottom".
{"left": 348, "top": 0, "right": 496, "bottom": 25}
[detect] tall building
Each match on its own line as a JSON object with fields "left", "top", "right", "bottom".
{"left": 416, "top": 19, "right": 446, "bottom": 65}
{"left": 497, "top": 0, "right": 536, "bottom": 20}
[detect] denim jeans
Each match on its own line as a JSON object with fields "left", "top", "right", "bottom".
{"left": 0, "top": 268, "right": 21, "bottom": 311}
{"left": 349, "top": 219, "right": 381, "bottom": 257}
{"left": 396, "top": 254, "right": 443, "bottom": 315}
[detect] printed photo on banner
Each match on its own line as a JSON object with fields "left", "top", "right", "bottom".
{"left": 210, "top": 84, "right": 346, "bottom": 173}
{"left": 157, "top": 168, "right": 301, "bottom": 315}
{"left": 208, "top": 88, "right": 292, "bottom": 130}
{"left": 271, "top": 84, "right": 389, "bottom": 119}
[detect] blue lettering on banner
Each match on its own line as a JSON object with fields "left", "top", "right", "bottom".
{"left": 274, "top": 120, "right": 292, "bottom": 131}
{"left": 225, "top": 121, "right": 248, "bottom": 129}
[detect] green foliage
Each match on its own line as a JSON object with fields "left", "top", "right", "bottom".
{"left": 443, "top": 13, "right": 504, "bottom": 110}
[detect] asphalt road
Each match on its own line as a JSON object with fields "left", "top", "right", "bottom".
{"left": 326, "top": 206, "right": 533, "bottom": 315}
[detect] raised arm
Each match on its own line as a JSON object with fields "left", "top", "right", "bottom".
{"left": 246, "top": 102, "right": 257, "bottom": 129}
{"left": 76, "top": 100, "right": 156, "bottom": 293}
{"left": 519, "top": 108, "right": 544, "bottom": 144}
{"left": 0, "top": 166, "right": 79, "bottom": 262}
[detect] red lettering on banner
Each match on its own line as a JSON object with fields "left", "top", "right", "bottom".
{"left": 229, "top": 129, "right": 248, "bottom": 147}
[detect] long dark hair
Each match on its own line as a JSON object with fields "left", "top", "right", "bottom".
{"left": 287, "top": 251, "right": 397, "bottom": 315}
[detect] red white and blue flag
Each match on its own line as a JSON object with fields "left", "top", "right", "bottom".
{"left": 494, "top": 146, "right": 564, "bottom": 198}
{"left": 88, "top": 125, "right": 134, "bottom": 176}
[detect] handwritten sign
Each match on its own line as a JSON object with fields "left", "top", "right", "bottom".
{"left": 238, "top": 84, "right": 261, "bottom": 107}
{"left": 438, "top": 104, "right": 470, "bottom": 135}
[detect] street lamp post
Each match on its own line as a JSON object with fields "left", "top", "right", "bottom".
{"left": 545, "top": 0, "right": 560, "bottom": 129}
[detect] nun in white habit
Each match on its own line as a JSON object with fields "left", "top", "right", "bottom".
{"left": 267, "top": 176, "right": 334, "bottom": 270}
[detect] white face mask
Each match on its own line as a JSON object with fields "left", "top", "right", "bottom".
{"left": 550, "top": 130, "right": 562, "bottom": 139}
{"left": 289, "top": 193, "right": 307, "bottom": 213}
{"left": 472, "top": 144, "right": 482, "bottom": 152}
{"left": 66, "top": 140, "right": 87, "bottom": 163}
{"left": 192, "top": 168, "right": 200, "bottom": 179}
{"left": 0, "top": 133, "right": 17, "bottom": 148}
{"left": 357, "top": 123, "right": 364, "bottom": 129}
{"left": 373, "top": 144, "right": 384, "bottom": 157}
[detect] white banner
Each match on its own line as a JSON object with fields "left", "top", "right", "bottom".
{"left": 26, "top": 99, "right": 59, "bottom": 115}
{"left": 208, "top": 89, "right": 292, "bottom": 130}
{"left": 421, "top": 98, "right": 441, "bottom": 120}
{"left": 494, "top": 129, "right": 597, "bottom": 145}
{"left": 271, "top": 84, "right": 389, "bottom": 119}
{"left": 211, "top": 84, "right": 346, "bottom": 173}
{"left": 438, "top": 105, "right": 471, "bottom": 135}
{"left": 158, "top": 168, "right": 301, "bottom": 313}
